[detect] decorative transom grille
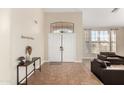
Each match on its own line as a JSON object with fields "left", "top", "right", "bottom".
{"left": 50, "top": 22, "right": 74, "bottom": 33}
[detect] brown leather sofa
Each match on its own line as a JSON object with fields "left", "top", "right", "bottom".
{"left": 97, "top": 52, "right": 124, "bottom": 65}
{"left": 91, "top": 59, "right": 124, "bottom": 85}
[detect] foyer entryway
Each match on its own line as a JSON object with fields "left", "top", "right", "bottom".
{"left": 48, "top": 33, "right": 76, "bottom": 62}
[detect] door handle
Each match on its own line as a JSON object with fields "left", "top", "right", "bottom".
{"left": 60, "top": 46, "right": 64, "bottom": 51}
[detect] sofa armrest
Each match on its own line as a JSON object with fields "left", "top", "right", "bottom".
{"left": 116, "top": 55, "right": 124, "bottom": 59}
{"left": 97, "top": 54, "right": 107, "bottom": 60}
{"left": 101, "top": 69, "right": 124, "bottom": 85}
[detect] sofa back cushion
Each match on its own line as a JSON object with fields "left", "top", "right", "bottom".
{"left": 100, "top": 52, "right": 116, "bottom": 57}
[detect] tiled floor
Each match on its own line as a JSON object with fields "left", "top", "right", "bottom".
{"left": 28, "top": 61, "right": 102, "bottom": 85}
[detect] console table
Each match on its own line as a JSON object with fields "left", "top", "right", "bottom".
{"left": 17, "top": 57, "right": 41, "bottom": 85}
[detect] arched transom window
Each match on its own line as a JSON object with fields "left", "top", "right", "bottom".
{"left": 50, "top": 22, "right": 74, "bottom": 33}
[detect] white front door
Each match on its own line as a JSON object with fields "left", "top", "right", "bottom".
{"left": 48, "top": 33, "right": 76, "bottom": 62}
{"left": 63, "top": 33, "right": 76, "bottom": 62}
{"left": 48, "top": 33, "right": 61, "bottom": 62}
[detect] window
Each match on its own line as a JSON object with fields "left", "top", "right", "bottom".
{"left": 50, "top": 22, "right": 74, "bottom": 33}
{"left": 85, "top": 30, "right": 116, "bottom": 54}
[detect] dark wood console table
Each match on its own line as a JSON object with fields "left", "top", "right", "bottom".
{"left": 17, "top": 57, "right": 41, "bottom": 85}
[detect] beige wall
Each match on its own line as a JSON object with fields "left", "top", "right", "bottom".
{"left": 0, "top": 9, "right": 11, "bottom": 84}
{"left": 116, "top": 28, "right": 124, "bottom": 56}
{"left": 0, "top": 9, "right": 45, "bottom": 84}
{"left": 10, "top": 9, "right": 45, "bottom": 84}
{"left": 44, "top": 12, "right": 84, "bottom": 62}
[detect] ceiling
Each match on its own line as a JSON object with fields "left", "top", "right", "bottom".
{"left": 44, "top": 8, "right": 124, "bottom": 27}
{"left": 83, "top": 8, "right": 124, "bottom": 28}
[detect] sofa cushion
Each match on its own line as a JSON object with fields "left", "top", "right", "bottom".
{"left": 107, "top": 57, "right": 120, "bottom": 60}
{"left": 106, "top": 65, "right": 124, "bottom": 70}
{"left": 108, "top": 52, "right": 116, "bottom": 57}
{"left": 94, "top": 59, "right": 107, "bottom": 68}
{"left": 100, "top": 52, "right": 116, "bottom": 57}
{"left": 104, "top": 61, "right": 111, "bottom": 66}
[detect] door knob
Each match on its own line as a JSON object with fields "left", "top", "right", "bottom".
{"left": 60, "top": 46, "right": 64, "bottom": 51}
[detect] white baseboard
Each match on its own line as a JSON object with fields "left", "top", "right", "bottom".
{"left": 43, "top": 60, "right": 49, "bottom": 62}
{"left": 0, "top": 81, "right": 11, "bottom": 85}
{"left": 82, "top": 57, "right": 95, "bottom": 60}
{"left": 74, "top": 60, "right": 82, "bottom": 63}
{"left": 46, "top": 60, "right": 82, "bottom": 63}
{"left": 41, "top": 60, "right": 46, "bottom": 65}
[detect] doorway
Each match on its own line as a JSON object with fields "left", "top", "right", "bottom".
{"left": 48, "top": 33, "right": 76, "bottom": 62}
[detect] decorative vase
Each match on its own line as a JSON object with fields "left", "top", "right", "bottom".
{"left": 25, "top": 46, "right": 32, "bottom": 61}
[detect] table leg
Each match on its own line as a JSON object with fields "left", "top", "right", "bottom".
{"left": 26, "top": 66, "right": 28, "bottom": 85}
{"left": 17, "top": 66, "right": 19, "bottom": 85}
{"left": 34, "top": 61, "right": 35, "bottom": 72}
{"left": 39, "top": 58, "right": 41, "bottom": 72}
